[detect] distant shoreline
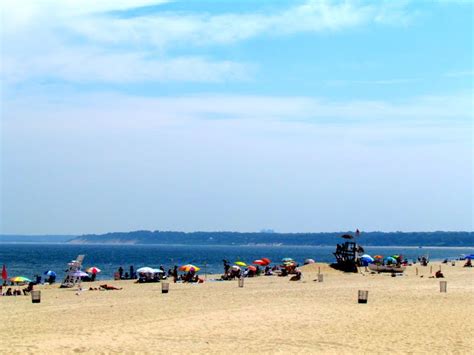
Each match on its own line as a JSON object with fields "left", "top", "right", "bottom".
{"left": 0, "top": 242, "right": 473, "bottom": 249}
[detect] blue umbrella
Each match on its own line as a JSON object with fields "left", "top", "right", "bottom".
{"left": 44, "top": 270, "right": 57, "bottom": 277}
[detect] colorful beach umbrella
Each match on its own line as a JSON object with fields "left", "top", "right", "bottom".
{"left": 374, "top": 255, "right": 383, "bottom": 259}
{"left": 261, "top": 258, "right": 271, "bottom": 265}
{"left": 86, "top": 267, "right": 101, "bottom": 274}
{"left": 247, "top": 265, "right": 257, "bottom": 272}
{"left": 179, "top": 264, "right": 200, "bottom": 272}
{"left": 2, "top": 265, "right": 7, "bottom": 281}
{"left": 44, "top": 270, "right": 57, "bottom": 277}
{"left": 10, "top": 276, "right": 31, "bottom": 283}
{"left": 253, "top": 259, "right": 266, "bottom": 266}
{"left": 235, "top": 261, "right": 247, "bottom": 267}
{"left": 282, "top": 258, "right": 294, "bottom": 262}
{"left": 68, "top": 271, "right": 88, "bottom": 277}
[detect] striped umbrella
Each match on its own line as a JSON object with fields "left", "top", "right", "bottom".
{"left": 10, "top": 276, "right": 31, "bottom": 283}
{"left": 179, "top": 264, "right": 200, "bottom": 272}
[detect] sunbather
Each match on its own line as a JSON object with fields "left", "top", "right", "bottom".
{"left": 99, "top": 284, "right": 122, "bottom": 290}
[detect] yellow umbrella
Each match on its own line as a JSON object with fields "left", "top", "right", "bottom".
{"left": 235, "top": 261, "right": 247, "bottom": 267}
{"left": 10, "top": 276, "right": 31, "bottom": 283}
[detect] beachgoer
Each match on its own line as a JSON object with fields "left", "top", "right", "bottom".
{"left": 99, "top": 284, "right": 122, "bottom": 290}
{"left": 223, "top": 260, "right": 230, "bottom": 275}
{"left": 118, "top": 266, "right": 124, "bottom": 279}
{"left": 464, "top": 259, "right": 472, "bottom": 267}
{"left": 435, "top": 270, "right": 444, "bottom": 278}
{"left": 130, "top": 265, "right": 135, "bottom": 279}
{"left": 6, "top": 288, "right": 12, "bottom": 296}
{"left": 172, "top": 266, "right": 178, "bottom": 283}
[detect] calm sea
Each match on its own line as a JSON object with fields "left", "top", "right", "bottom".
{"left": 0, "top": 243, "right": 471, "bottom": 281}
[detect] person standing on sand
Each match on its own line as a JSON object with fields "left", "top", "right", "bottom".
{"left": 172, "top": 265, "right": 178, "bottom": 283}
{"left": 118, "top": 266, "right": 123, "bottom": 279}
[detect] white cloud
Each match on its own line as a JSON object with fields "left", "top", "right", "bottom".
{"left": 4, "top": 92, "right": 471, "bottom": 129}
{"left": 1, "top": 0, "right": 412, "bottom": 85}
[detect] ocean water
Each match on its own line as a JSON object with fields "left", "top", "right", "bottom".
{"left": 0, "top": 243, "right": 471, "bottom": 281}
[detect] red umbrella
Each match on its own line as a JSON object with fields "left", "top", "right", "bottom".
{"left": 247, "top": 265, "right": 257, "bottom": 271}
{"left": 253, "top": 260, "right": 266, "bottom": 266}
{"left": 261, "top": 258, "right": 271, "bottom": 265}
{"left": 1, "top": 265, "right": 7, "bottom": 281}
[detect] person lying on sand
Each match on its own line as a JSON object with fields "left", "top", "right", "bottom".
{"left": 99, "top": 284, "right": 122, "bottom": 290}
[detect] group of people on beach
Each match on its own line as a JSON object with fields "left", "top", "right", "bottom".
{"left": 0, "top": 282, "right": 35, "bottom": 297}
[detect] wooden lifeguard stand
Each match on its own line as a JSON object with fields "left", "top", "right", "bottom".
{"left": 332, "top": 235, "right": 361, "bottom": 272}
{"left": 60, "top": 255, "right": 85, "bottom": 288}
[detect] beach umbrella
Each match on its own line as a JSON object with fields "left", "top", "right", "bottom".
{"left": 374, "top": 255, "right": 383, "bottom": 259}
{"left": 465, "top": 254, "right": 474, "bottom": 259}
{"left": 384, "top": 257, "right": 397, "bottom": 264}
{"left": 44, "top": 270, "right": 57, "bottom": 277}
{"left": 2, "top": 265, "right": 7, "bottom": 281}
{"left": 137, "top": 267, "right": 155, "bottom": 274}
{"left": 179, "top": 264, "right": 200, "bottom": 272}
{"left": 151, "top": 269, "right": 164, "bottom": 273}
{"left": 282, "top": 258, "right": 294, "bottom": 262}
{"left": 247, "top": 265, "right": 257, "bottom": 272}
{"left": 69, "top": 271, "right": 88, "bottom": 277}
{"left": 231, "top": 265, "right": 241, "bottom": 271}
{"left": 86, "top": 267, "right": 101, "bottom": 274}
{"left": 304, "top": 259, "right": 315, "bottom": 264}
{"left": 10, "top": 276, "right": 31, "bottom": 283}
{"left": 235, "top": 261, "right": 247, "bottom": 267}
{"left": 261, "top": 258, "right": 271, "bottom": 265}
{"left": 253, "top": 259, "right": 266, "bottom": 266}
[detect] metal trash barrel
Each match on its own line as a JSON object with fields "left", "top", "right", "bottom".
{"left": 238, "top": 277, "right": 244, "bottom": 288}
{"left": 318, "top": 274, "right": 324, "bottom": 282}
{"left": 31, "top": 290, "right": 41, "bottom": 303}
{"left": 358, "top": 290, "right": 368, "bottom": 304}
{"left": 161, "top": 282, "right": 169, "bottom": 294}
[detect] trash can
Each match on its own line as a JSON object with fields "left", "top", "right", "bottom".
{"left": 318, "top": 274, "right": 324, "bottom": 282}
{"left": 358, "top": 290, "right": 368, "bottom": 304}
{"left": 31, "top": 290, "right": 41, "bottom": 303}
{"left": 238, "top": 277, "right": 244, "bottom": 288}
{"left": 440, "top": 281, "right": 447, "bottom": 293}
{"left": 161, "top": 282, "right": 169, "bottom": 294}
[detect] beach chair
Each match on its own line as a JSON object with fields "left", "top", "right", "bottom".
{"left": 60, "top": 255, "right": 85, "bottom": 288}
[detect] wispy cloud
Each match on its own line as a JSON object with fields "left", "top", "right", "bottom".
{"left": 1, "top": 0, "right": 413, "bottom": 85}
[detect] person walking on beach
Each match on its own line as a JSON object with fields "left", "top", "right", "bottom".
{"left": 118, "top": 266, "right": 124, "bottom": 279}
{"left": 172, "top": 265, "right": 178, "bottom": 283}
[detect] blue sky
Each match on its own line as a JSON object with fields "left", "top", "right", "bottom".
{"left": 1, "top": 0, "right": 472, "bottom": 234}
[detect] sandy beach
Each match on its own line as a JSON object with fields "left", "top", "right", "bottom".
{"left": 1, "top": 262, "right": 473, "bottom": 354}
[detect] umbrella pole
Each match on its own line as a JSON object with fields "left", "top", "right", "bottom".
{"left": 204, "top": 261, "right": 207, "bottom": 280}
